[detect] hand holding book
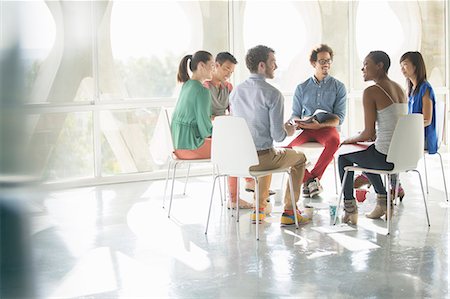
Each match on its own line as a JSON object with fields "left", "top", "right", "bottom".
{"left": 294, "top": 109, "right": 338, "bottom": 124}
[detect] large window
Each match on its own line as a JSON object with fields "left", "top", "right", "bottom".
{"left": 1, "top": 0, "right": 448, "bottom": 185}
{"left": 107, "top": 1, "right": 202, "bottom": 100}
{"left": 348, "top": 0, "right": 447, "bottom": 136}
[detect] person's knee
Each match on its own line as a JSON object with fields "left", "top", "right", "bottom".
{"left": 293, "top": 152, "right": 307, "bottom": 169}
{"left": 338, "top": 155, "right": 348, "bottom": 168}
{"left": 325, "top": 133, "right": 340, "bottom": 150}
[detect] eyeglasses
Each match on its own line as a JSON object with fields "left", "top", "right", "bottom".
{"left": 317, "top": 59, "right": 332, "bottom": 65}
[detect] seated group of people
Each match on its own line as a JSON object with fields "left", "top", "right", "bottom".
{"left": 170, "top": 44, "right": 439, "bottom": 226}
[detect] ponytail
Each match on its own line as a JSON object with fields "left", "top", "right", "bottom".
{"left": 177, "top": 54, "right": 193, "bottom": 83}
{"left": 177, "top": 50, "right": 213, "bottom": 83}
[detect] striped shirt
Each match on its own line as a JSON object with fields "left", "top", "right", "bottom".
{"left": 229, "top": 74, "right": 287, "bottom": 151}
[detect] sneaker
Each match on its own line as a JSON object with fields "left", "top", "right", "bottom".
{"left": 250, "top": 210, "right": 266, "bottom": 223}
{"left": 302, "top": 185, "right": 310, "bottom": 198}
{"left": 354, "top": 174, "right": 371, "bottom": 188}
{"left": 308, "top": 178, "right": 323, "bottom": 197}
{"left": 253, "top": 198, "right": 272, "bottom": 215}
{"left": 280, "top": 210, "right": 311, "bottom": 226}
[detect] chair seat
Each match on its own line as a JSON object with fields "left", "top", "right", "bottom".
{"left": 293, "top": 143, "right": 325, "bottom": 150}
{"left": 250, "top": 167, "right": 291, "bottom": 178}
{"left": 172, "top": 156, "right": 211, "bottom": 163}
{"left": 344, "top": 165, "right": 406, "bottom": 175}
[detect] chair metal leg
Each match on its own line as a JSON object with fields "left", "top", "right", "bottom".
{"left": 334, "top": 170, "right": 348, "bottom": 225}
{"left": 183, "top": 164, "right": 191, "bottom": 195}
{"left": 287, "top": 170, "right": 298, "bottom": 229}
{"left": 167, "top": 162, "right": 178, "bottom": 218}
{"left": 280, "top": 172, "right": 286, "bottom": 194}
{"left": 437, "top": 152, "right": 449, "bottom": 202}
{"left": 386, "top": 174, "right": 392, "bottom": 235}
{"left": 162, "top": 161, "right": 172, "bottom": 209}
{"left": 412, "top": 169, "right": 430, "bottom": 227}
{"left": 394, "top": 174, "right": 400, "bottom": 206}
{"left": 333, "top": 157, "right": 339, "bottom": 195}
{"left": 255, "top": 177, "right": 259, "bottom": 241}
{"left": 236, "top": 177, "right": 240, "bottom": 222}
{"left": 205, "top": 175, "right": 219, "bottom": 234}
{"left": 223, "top": 176, "right": 227, "bottom": 204}
{"left": 212, "top": 165, "right": 224, "bottom": 205}
{"left": 423, "top": 153, "right": 429, "bottom": 194}
{"left": 226, "top": 176, "right": 235, "bottom": 218}
{"left": 215, "top": 165, "right": 223, "bottom": 205}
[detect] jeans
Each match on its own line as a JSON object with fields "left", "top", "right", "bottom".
{"left": 338, "top": 144, "right": 394, "bottom": 200}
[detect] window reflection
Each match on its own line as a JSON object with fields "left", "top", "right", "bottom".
{"left": 110, "top": 1, "right": 201, "bottom": 99}
{"left": 242, "top": 1, "right": 319, "bottom": 92}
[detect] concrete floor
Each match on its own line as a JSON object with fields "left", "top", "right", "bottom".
{"left": 13, "top": 154, "right": 450, "bottom": 298}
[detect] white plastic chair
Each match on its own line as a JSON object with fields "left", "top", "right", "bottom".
{"left": 159, "top": 107, "right": 222, "bottom": 218}
{"left": 423, "top": 100, "right": 448, "bottom": 201}
{"left": 334, "top": 114, "right": 429, "bottom": 235}
{"left": 205, "top": 116, "right": 299, "bottom": 240}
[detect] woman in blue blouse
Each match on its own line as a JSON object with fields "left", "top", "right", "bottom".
{"left": 400, "top": 51, "right": 438, "bottom": 154}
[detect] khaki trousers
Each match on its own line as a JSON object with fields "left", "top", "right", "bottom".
{"left": 249, "top": 147, "right": 307, "bottom": 210}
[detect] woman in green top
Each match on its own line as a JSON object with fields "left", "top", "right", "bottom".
{"left": 171, "top": 50, "right": 253, "bottom": 209}
{"left": 171, "top": 51, "right": 215, "bottom": 159}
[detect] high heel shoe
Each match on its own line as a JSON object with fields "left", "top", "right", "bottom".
{"left": 365, "top": 194, "right": 393, "bottom": 220}
{"left": 342, "top": 199, "right": 358, "bottom": 225}
{"left": 391, "top": 186, "right": 405, "bottom": 202}
{"left": 353, "top": 174, "right": 371, "bottom": 189}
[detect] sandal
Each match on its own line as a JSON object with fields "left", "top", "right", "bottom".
{"left": 227, "top": 199, "right": 253, "bottom": 209}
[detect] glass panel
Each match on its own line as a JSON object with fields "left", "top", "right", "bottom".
{"left": 105, "top": 1, "right": 203, "bottom": 100}
{"left": 2, "top": 1, "right": 55, "bottom": 103}
{"left": 5, "top": 1, "right": 97, "bottom": 104}
{"left": 100, "top": 107, "right": 161, "bottom": 175}
{"left": 26, "top": 112, "right": 94, "bottom": 181}
{"left": 353, "top": 1, "right": 446, "bottom": 91}
{"left": 233, "top": 1, "right": 349, "bottom": 113}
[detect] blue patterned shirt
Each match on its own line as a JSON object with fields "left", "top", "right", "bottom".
{"left": 229, "top": 74, "right": 287, "bottom": 151}
{"left": 292, "top": 75, "right": 347, "bottom": 125}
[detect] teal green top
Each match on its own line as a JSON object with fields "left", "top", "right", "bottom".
{"left": 171, "top": 80, "right": 213, "bottom": 150}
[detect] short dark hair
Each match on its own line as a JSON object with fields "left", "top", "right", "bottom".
{"left": 367, "top": 50, "right": 391, "bottom": 73}
{"left": 245, "top": 45, "right": 275, "bottom": 73}
{"left": 310, "top": 44, "right": 334, "bottom": 63}
{"left": 216, "top": 52, "right": 237, "bottom": 65}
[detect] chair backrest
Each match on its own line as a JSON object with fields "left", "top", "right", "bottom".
{"left": 435, "top": 100, "right": 446, "bottom": 148}
{"left": 211, "top": 116, "right": 259, "bottom": 177}
{"left": 149, "top": 107, "right": 174, "bottom": 165}
{"left": 387, "top": 114, "right": 424, "bottom": 172}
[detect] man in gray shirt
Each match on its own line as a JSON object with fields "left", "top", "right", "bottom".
{"left": 229, "top": 45, "right": 309, "bottom": 226}
{"left": 204, "top": 52, "right": 237, "bottom": 118}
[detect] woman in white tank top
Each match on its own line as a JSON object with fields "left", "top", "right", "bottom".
{"left": 338, "top": 51, "right": 408, "bottom": 224}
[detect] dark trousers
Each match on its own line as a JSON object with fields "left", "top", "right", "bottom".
{"left": 338, "top": 144, "right": 394, "bottom": 200}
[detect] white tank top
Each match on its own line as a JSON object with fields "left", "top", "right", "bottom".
{"left": 374, "top": 84, "right": 408, "bottom": 155}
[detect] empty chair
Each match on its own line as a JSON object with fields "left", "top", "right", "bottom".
{"left": 423, "top": 100, "right": 448, "bottom": 201}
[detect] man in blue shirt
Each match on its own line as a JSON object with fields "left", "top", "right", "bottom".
{"left": 288, "top": 44, "right": 347, "bottom": 197}
{"left": 230, "top": 45, "right": 309, "bottom": 226}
